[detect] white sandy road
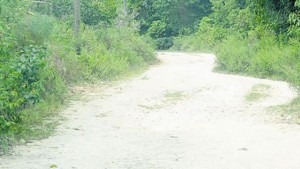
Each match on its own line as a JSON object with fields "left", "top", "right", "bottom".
{"left": 1, "top": 52, "right": 300, "bottom": 169}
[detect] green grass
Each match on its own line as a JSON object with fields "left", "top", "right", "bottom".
{"left": 164, "top": 91, "right": 186, "bottom": 102}
{"left": 138, "top": 104, "right": 162, "bottom": 111}
{"left": 245, "top": 84, "right": 271, "bottom": 102}
{"left": 1, "top": 95, "right": 65, "bottom": 155}
{"left": 270, "top": 96, "right": 300, "bottom": 124}
{"left": 138, "top": 90, "right": 188, "bottom": 112}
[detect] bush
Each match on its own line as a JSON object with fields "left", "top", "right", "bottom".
{"left": 155, "top": 37, "right": 174, "bottom": 50}
{"left": 215, "top": 34, "right": 300, "bottom": 87}
{"left": 73, "top": 26, "right": 157, "bottom": 80}
{"left": 0, "top": 44, "right": 66, "bottom": 153}
{"left": 0, "top": 46, "right": 45, "bottom": 131}
{"left": 172, "top": 35, "right": 196, "bottom": 51}
{"left": 173, "top": 17, "right": 229, "bottom": 52}
{"left": 147, "top": 20, "right": 167, "bottom": 39}
{"left": 215, "top": 36, "right": 252, "bottom": 73}
{"left": 1, "top": 17, "right": 156, "bottom": 153}
{"left": 14, "top": 15, "right": 53, "bottom": 46}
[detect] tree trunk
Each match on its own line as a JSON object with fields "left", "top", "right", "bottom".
{"left": 123, "top": 0, "right": 127, "bottom": 16}
{"left": 74, "top": 0, "right": 81, "bottom": 55}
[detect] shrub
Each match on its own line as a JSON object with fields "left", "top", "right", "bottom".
{"left": 155, "top": 37, "right": 174, "bottom": 50}
{"left": 147, "top": 20, "right": 167, "bottom": 39}
{"left": 1, "top": 46, "right": 46, "bottom": 124}
{"left": 215, "top": 36, "right": 252, "bottom": 73}
{"left": 215, "top": 34, "right": 300, "bottom": 87}
{"left": 1, "top": 14, "right": 156, "bottom": 154}
{"left": 0, "top": 45, "right": 65, "bottom": 152}
{"left": 14, "top": 15, "right": 53, "bottom": 46}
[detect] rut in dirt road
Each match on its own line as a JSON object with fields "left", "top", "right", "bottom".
{"left": 1, "top": 52, "right": 300, "bottom": 169}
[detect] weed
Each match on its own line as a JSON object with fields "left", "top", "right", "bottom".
{"left": 138, "top": 104, "right": 162, "bottom": 111}
{"left": 164, "top": 91, "right": 186, "bottom": 102}
{"left": 245, "top": 84, "right": 271, "bottom": 102}
{"left": 138, "top": 91, "right": 187, "bottom": 113}
{"left": 269, "top": 96, "right": 300, "bottom": 124}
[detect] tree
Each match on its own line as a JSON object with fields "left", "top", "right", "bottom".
{"left": 125, "top": 0, "right": 212, "bottom": 49}
{"left": 73, "top": 0, "right": 81, "bottom": 55}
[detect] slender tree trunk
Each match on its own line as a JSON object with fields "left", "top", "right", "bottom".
{"left": 123, "top": 0, "right": 127, "bottom": 16}
{"left": 74, "top": 0, "right": 81, "bottom": 55}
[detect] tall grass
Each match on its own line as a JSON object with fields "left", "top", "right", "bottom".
{"left": 50, "top": 22, "right": 157, "bottom": 82}
{"left": 215, "top": 35, "right": 300, "bottom": 87}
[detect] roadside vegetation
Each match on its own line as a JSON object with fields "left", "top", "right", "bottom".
{"left": 126, "top": 0, "right": 212, "bottom": 50}
{"left": 0, "top": 0, "right": 156, "bottom": 153}
{"left": 1, "top": 0, "right": 300, "bottom": 154}
{"left": 245, "top": 84, "right": 271, "bottom": 102}
{"left": 172, "top": 0, "right": 300, "bottom": 122}
{"left": 271, "top": 97, "right": 300, "bottom": 124}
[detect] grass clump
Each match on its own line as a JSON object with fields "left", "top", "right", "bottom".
{"left": 270, "top": 97, "right": 300, "bottom": 124}
{"left": 164, "top": 91, "right": 186, "bottom": 102}
{"left": 138, "top": 91, "right": 187, "bottom": 113}
{"left": 245, "top": 84, "right": 271, "bottom": 102}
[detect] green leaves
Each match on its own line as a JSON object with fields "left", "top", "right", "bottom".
{"left": 147, "top": 20, "right": 167, "bottom": 38}
{"left": 0, "top": 45, "right": 48, "bottom": 141}
{"left": 128, "top": 0, "right": 212, "bottom": 49}
{"left": 80, "top": 0, "right": 119, "bottom": 26}
{"left": 14, "top": 14, "right": 53, "bottom": 46}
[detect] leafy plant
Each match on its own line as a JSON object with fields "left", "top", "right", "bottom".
{"left": 14, "top": 14, "right": 53, "bottom": 46}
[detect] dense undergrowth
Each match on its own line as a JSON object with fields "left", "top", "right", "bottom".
{"left": 173, "top": 0, "right": 300, "bottom": 121}
{"left": 0, "top": 1, "right": 156, "bottom": 153}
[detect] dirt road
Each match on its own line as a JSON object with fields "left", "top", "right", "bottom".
{"left": 1, "top": 52, "right": 300, "bottom": 169}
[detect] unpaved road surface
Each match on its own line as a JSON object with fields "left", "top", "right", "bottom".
{"left": 1, "top": 52, "right": 300, "bottom": 169}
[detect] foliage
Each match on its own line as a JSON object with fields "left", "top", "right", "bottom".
{"left": 0, "top": 0, "right": 156, "bottom": 153}
{"left": 128, "top": 0, "right": 212, "bottom": 49}
{"left": 213, "top": 0, "right": 300, "bottom": 87}
{"left": 32, "top": 0, "right": 119, "bottom": 25}
{"left": 172, "top": 0, "right": 300, "bottom": 124}
{"left": 271, "top": 96, "right": 300, "bottom": 124}
{"left": 81, "top": 0, "right": 119, "bottom": 25}
{"left": 155, "top": 37, "right": 174, "bottom": 50}
{"left": 49, "top": 21, "right": 156, "bottom": 83}
{"left": 0, "top": 44, "right": 62, "bottom": 151}
{"left": 174, "top": 0, "right": 300, "bottom": 87}
{"left": 14, "top": 15, "right": 53, "bottom": 46}
{"left": 147, "top": 20, "right": 167, "bottom": 39}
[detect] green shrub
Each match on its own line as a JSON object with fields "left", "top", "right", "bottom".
{"left": 0, "top": 45, "right": 65, "bottom": 152}
{"left": 173, "top": 17, "right": 229, "bottom": 52}
{"left": 67, "top": 26, "right": 157, "bottom": 80}
{"left": 49, "top": 21, "right": 157, "bottom": 83}
{"left": 172, "top": 35, "right": 201, "bottom": 51}
{"left": 155, "top": 37, "right": 174, "bottom": 50}
{"left": 1, "top": 13, "right": 156, "bottom": 154}
{"left": 215, "top": 34, "right": 300, "bottom": 87}
{"left": 277, "top": 39, "right": 300, "bottom": 86}
{"left": 1, "top": 46, "right": 46, "bottom": 122}
{"left": 14, "top": 15, "right": 53, "bottom": 46}
{"left": 215, "top": 36, "right": 252, "bottom": 73}
{"left": 147, "top": 20, "right": 167, "bottom": 39}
